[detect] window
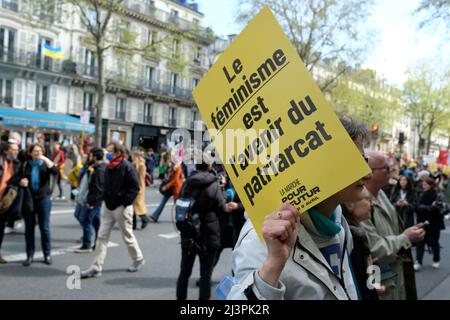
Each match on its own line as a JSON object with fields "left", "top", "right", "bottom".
{"left": 193, "top": 18, "right": 199, "bottom": 25}
{"left": 191, "top": 110, "right": 199, "bottom": 129}
{"left": 36, "top": 84, "right": 49, "bottom": 111}
{"left": 1, "top": 0, "right": 18, "bottom": 12}
{"left": 115, "top": 97, "right": 126, "bottom": 120}
{"left": 0, "top": 27, "right": 15, "bottom": 62}
{"left": 119, "top": 21, "right": 130, "bottom": 43}
{"left": 0, "top": 78, "right": 13, "bottom": 106}
{"left": 144, "top": 103, "right": 153, "bottom": 124}
{"left": 147, "top": 30, "right": 158, "bottom": 51}
{"left": 194, "top": 46, "right": 201, "bottom": 64}
{"left": 144, "top": 66, "right": 154, "bottom": 89}
{"left": 192, "top": 78, "right": 199, "bottom": 89}
{"left": 170, "top": 73, "right": 178, "bottom": 94}
{"left": 84, "top": 49, "right": 96, "bottom": 77}
{"left": 83, "top": 92, "right": 95, "bottom": 112}
{"left": 83, "top": 9, "right": 97, "bottom": 31}
{"left": 37, "top": 37, "right": 52, "bottom": 70}
{"left": 169, "top": 107, "right": 177, "bottom": 127}
{"left": 170, "top": 9, "right": 179, "bottom": 17}
{"left": 39, "top": 0, "right": 55, "bottom": 24}
{"left": 172, "top": 39, "right": 179, "bottom": 58}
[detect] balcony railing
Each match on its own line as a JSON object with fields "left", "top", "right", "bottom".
{"left": 123, "top": 1, "right": 213, "bottom": 42}
{"left": 0, "top": 96, "right": 13, "bottom": 106}
{"left": 106, "top": 70, "right": 193, "bottom": 101}
{"left": 169, "top": 118, "right": 177, "bottom": 127}
{"left": 0, "top": 48, "right": 62, "bottom": 73}
{"left": 116, "top": 111, "right": 126, "bottom": 121}
{"left": 36, "top": 101, "right": 49, "bottom": 111}
{"left": 143, "top": 115, "right": 152, "bottom": 124}
{"left": 2, "top": 0, "right": 18, "bottom": 12}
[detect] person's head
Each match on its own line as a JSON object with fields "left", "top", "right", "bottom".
{"left": 399, "top": 174, "right": 413, "bottom": 191}
{"left": 417, "top": 170, "right": 430, "bottom": 181}
{"left": 422, "top": 177, "right": 436, "bottom": 191}
{"left": 54, "top": 142, "right": 61, "bottom": 151}
{"left": 90, "top": 147, "right": 104, "bottom": 163}
{"left": 6, "top": 141, "right": 19, "bottom": 160}
{"left": 148, "top": 148, "right": 154, "bottom": 155}
{"left": 28, "top": 143, "right": 45, "bottom": 160}
{"left": 1, "top": 134, "right": 9, "bottom": 144}
{"left": 195, "top": 162, "right": 212, "bottom": 172}
{"left": 342, "top": 188, "right": 372, "bottom": 224}
{"left": 131, "top": 148, "right": 144, "bottom": 163}
{"left": 364, "top": 150, "right": 391, "bottom": 194}
{"left": 331, "top": 117, "right": 372, "bottom": 203}
{"left": 106, "top": 142, "right": 126, "bottom": 159}
{"left": 9, "top": 132, "right": 21, "bottom": 146}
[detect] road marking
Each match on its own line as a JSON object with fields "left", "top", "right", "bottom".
{"left": 2, "top": 241, "right": 119, "bottom": 262}
{"left": 158, "top": 232, "right": 179, "bottom": 239}
{"left": 51, "top": 203, "right": 173, "bottom": 215}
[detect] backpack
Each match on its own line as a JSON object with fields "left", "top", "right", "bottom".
{"left": 175, "top": 180, "right": 201, "bottom": 245}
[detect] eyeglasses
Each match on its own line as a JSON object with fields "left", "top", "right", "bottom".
{"left": 371, "top": 165, "right": 390, "bottom": 172}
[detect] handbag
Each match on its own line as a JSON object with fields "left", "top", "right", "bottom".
{"left": 0, "top": 186, "right": 18, "bottom": 215}
{"left": 8, "top": 187, "right": 34, "bottom": 219}
{"left": 145, "top": 172, "right": 152, "bottom": 187}
{"left": 159, "top": 178, "right": 173, "bottom": 197}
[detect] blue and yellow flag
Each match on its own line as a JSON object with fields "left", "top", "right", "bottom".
{"left": 42, "top": 41, "right": 64, "bottom": 59}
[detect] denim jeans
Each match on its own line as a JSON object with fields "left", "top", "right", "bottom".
{"left": 24, "top": 196, "right": 52, "bottom": 259}
{"left": 81, "top": 205, "right": 101, "bottom": 248}
{"left": 74, "top": 203, "right": 86, "bottom": 227}
{"left": 150, "top": 194, "right": 172, "bottom": 221}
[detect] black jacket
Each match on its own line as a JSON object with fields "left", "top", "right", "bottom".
{"left": 185, "top": 171, "right": 226, "bottom": 249}
{"left": 349, "top": 225, "right": 379, "bottom": 300}
{"left": 87, "top": 162, "right": 107, "bottom": 207}
{"left": 416, "top": 189, "right": 445, "bottom": 231}
{"left": 390, "top": 187, "right": 417, "bottom": 229}
{"left": 103, "top": 160, "right": 140, "bottom": 210}
{"left": 23, "top": 161, "right": 58, "bottom": 199}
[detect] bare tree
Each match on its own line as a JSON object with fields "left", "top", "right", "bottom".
{"left": 69, "top": 0, "right": 123, "bottom": 148}
{"left": 415, "top": 0, "right": 450, "bottom": 31}
{"left": 236, "top": 0, "right": 375, "bottom": 92}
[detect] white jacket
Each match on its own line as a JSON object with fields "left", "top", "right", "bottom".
{"left": 227, "top": 207, "right": 358, "bottom": 300}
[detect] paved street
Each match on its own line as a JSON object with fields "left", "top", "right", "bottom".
{"left": 1, "top": 183, "right": 450, "bottom": 300}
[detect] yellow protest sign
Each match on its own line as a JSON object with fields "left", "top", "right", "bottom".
{"left": 193, "top": 6, "right": 371, "bottom": 239}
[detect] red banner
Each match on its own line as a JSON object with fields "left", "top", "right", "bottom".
{"left": 437, "top": 149, "right": 449, "bottom": 165}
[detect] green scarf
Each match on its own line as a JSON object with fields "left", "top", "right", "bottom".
{"left": 308, "top": 208, "right": 341, "bottom": 237}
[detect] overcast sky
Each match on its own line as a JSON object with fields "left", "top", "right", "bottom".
{"left": 195, "top": 0, "right": 449, "bottom": 88}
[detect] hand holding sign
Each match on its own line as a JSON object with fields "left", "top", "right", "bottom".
{"left": 259, "top": 203, "right": 299, "bottom": 287}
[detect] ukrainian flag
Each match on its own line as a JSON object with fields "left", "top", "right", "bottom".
{"left": 42, "top": 41, "right": 64, "bottom": 59}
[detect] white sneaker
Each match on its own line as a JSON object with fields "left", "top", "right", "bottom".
{"left": 413, "top": 263, "right": 422, "bottom": 271}
{"left": 127, "top": 259, "right": 145, "bottom": 272}
{"left": 81, "top": 266, "right": 102, "bottom": 279}
{"left": 4, "top": 227, "right": 14, "bottom": 235}
{"left": 432, "top": 262, "right": 440, "bottom": 269}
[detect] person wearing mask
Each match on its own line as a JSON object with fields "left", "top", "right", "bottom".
{"left": 228, "top": 117, "right": 372, "bottom": 300}
{"left": 414, "top": 177, "right": 445, "bottom": 271}
{"left": 0, "top": 141, "right": 25, "bottom": 264}
{"left": 390, "top": 175, "right": 417, "bottom": 229}
{"left": 81, "top": 142, "right": 144, "bottom": 278}
{"left": 341, "top": 188, "right": 380, "bottom": 300}
{"left": 50, "top": 142, "right": 65, "bottom": 200}
{"left": 74, "top": 148, "right": 106, "bottom": 253}
{"left": 361, "top": 151, "right": 425, "bottom": 300}
{"left": 176, "top": 160, "right": 237, "bottom": 300}
{"left": 22, "top": 143, "right": 58, "bottom": 266}
{"left": 131, "top": 149, "right": 150, "bottom": 229}
{"left": 150, "top": 155, "right": 184, "bottom": 223}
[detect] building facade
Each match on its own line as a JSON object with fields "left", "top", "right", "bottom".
{"left": 0, "top": 0, "right": 212, "bottom": 150}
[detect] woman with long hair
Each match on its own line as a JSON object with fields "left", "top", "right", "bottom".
{"left": 390, "top": 174, "right": 417, "bottom": 229}
{"left": 22, "top": 143, "right": 58, "bottom": 266}
{"left": 131, "top": 149, "right": 150, "bottom": 229}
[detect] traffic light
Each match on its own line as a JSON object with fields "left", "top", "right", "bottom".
{"left": 371, "top": 124, "right": 379, "bottom": 139}
{"left": 399, "top": 132, "right": 405, "bottom": 145}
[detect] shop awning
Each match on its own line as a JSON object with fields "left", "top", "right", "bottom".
{"left": 0, "top": 107, "right": 95, "bottom": 133}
